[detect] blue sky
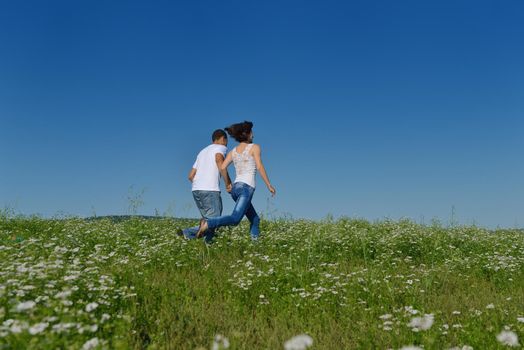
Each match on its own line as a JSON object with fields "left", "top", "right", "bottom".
{"left": 1, "top": 0, "right": 523, "bottom": 228}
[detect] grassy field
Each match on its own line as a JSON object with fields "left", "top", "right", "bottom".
{"left": 1, "top": 215, "right": 523, "bottom": 349}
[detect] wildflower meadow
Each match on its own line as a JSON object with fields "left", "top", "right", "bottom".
{"left": 1, "top": 213, "right": 523, "bottom": 349}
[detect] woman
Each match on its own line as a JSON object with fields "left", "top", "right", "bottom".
{"left": 197, "top": 121, "right": 276, "bottom": 240}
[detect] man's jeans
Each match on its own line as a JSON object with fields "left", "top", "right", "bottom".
{"left": 183, "top": 190, "right": 222, "bottom": 242}
{"left": 207, "top": 182, "right": 260, "bottom": 240}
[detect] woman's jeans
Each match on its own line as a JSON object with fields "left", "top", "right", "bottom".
{"left": 207, "top": 182, "right": 260, "bottom": 239}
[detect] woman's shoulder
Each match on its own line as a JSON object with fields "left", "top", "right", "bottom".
{"left": 249, "top": 143, "right": 260, "bottom": 155}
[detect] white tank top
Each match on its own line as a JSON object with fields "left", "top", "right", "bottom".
{"left": 232, "top": 144, "right": 256, "bottom": 188}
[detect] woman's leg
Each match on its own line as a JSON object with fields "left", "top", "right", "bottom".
{"left": 206, "top": 183, "right": 253, "bottom": 230}
{"left": 244, "top": 203, "right": 260, "bottom": 240}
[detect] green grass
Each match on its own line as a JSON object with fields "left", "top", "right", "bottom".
{"left": 1, "top": 216, "right": 523, "bottom": 349}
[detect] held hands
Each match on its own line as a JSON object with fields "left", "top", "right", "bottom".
{"left": 226, "top": 183, "right": 232, "bottom": 193}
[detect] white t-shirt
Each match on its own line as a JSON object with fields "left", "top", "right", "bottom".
{"left": 191, "top": 144, "right": 227, "bottom": 191}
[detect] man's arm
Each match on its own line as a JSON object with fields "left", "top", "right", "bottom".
{"left": 216, "top": 153, "right": 232, "bottom": 191}
{"left": 188, "top": 168, "right": 197, "bottom": 182}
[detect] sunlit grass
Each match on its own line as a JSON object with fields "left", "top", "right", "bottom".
{"left": 1, "top": 215, "right": 523, "bottom": 349}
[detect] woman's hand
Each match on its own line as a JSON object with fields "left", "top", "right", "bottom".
{"left": 268, "top": 184, "right": 276, "bottom": 196}
{"left": 252, "top": 144, "right": 275, "bottom": 197}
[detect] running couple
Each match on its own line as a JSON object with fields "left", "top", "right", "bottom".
{"left": 179, "top": 121, "right": 276, "bottom": 242}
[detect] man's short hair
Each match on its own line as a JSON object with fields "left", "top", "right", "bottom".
{"left": 212, "top": 129, "right": 227, "bottom": 142}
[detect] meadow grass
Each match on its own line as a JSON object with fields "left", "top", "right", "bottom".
{"left": 1, "top": 215, "right": 523, "bottom": 349}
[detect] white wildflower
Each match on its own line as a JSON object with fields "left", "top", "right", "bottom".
{"left": 400, "top": 346, "right": 423, "bottom": 350}
{"left": 380, "top": 314, "right": 393, "bottom": 320}
{"left": 10, "top": 323, "right": 23, "bottom": 334}
{"left": 408, "top": 314, "right": 434, "bottom": 331}
{"left": 44, "top": 316, "right": 58, "bottom": 323}
{"left": 85, "top": 302, "right": 99, "bottom": 312}
{"left": 16, "top": 300, "right": 36, "bottom": 312}
{"left": 284, "top": 334, "right": 313, "bottom": 350}
{"left": 17, "top": 266, "right": 29, "bottom": 273}
{"left": 64, "top": 275, "right": 79, "bottom": 281}
{"left": 496, "top": 331, "right": 519, "bottom": 347}
{"left": 211, "top": 334, "right": 230, "bottom": 350}
{"left": 485, "top": 303, "right": 495, "bottom": 309}
{"left": 52, "top": 322, "right": 76, "bottom": 333}
{"left": 82, "top": 337, "right": 100, "bottom": 350}
{"left": 517, "top": 317, "right": 524, "bottom": 323}
{"left": 55, "top": 290, "right": 72, "bottom": 299}
{"left": 404, "top": 306, "right": 419, "bottom": 315}
{"left": 29, "top": 322, "right": 49, "bottom": 335}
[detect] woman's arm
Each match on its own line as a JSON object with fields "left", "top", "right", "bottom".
{"left": 216, "top": 152, "right": 232, "bottom": 192}
{"left": 252, "top": 144, "right": 276, "bottom": 196}
{"left": 219, "top": 151, "right": 233, "bottom": 191}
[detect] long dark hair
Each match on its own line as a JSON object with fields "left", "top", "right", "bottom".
{"left": 225, "top": 121, "right": 253, "bottom": 143}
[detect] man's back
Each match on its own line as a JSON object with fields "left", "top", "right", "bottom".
{"left": 191, "top": 144, "right": 227, "bottom": 192}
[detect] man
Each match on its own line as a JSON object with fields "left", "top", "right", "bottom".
{"left": 178, "top": 129, "right": 232, "bottom": 242}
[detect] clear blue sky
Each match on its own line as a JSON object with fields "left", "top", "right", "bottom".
{"left": 1, "top": 0, "right": 523, "bottom": 228}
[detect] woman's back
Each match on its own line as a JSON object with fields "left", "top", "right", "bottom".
{"left": 232, "top": 143, "right": 256, "bottom": 188}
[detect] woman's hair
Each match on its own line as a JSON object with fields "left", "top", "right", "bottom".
{"left": 225, "top": 121, "right": 253, "bottom": 143}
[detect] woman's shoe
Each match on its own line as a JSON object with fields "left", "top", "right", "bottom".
{"left": 196, "top": 218, "right": 208, "bottom": 239}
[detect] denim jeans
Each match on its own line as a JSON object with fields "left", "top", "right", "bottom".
{"left": 207, "top": 182, "right": 260, "bottom": 239}
{"left": 183, "top": 190, "right": 222, "bottom": 242}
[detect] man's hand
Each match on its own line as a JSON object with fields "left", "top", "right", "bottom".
{"left": 226, "top": 183, "right": 232, "bottom": 193}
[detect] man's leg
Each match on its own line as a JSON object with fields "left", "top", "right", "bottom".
{"left": 182, "top": 191, "right": 208, "bottom": 239}
{"left": 200, "top": 191, "right": 222, "bottom": 243}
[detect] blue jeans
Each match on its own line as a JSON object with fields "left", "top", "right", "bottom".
{"left": 207, "top": 182, "right": 260, "bottom": 239}
{"left": 183, "top": 190, "right": 222, "bottom": 242}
